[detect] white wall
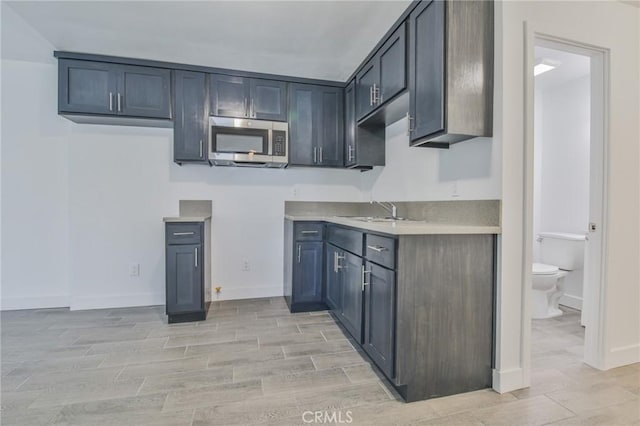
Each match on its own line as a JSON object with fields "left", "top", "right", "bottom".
{"left": 534, "top": 75, "right": 590, "bottom": 309}
{"left": 1, "top": 3, "right": 501, "bottom": 311}
{"left": 497, "top": 0, "right": 640, "bottom": 388}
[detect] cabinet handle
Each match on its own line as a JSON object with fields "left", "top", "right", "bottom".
{"left": 297, "top": 244, "right": 301, "bottom": 263}
{"left": 251, "top": 98, "right": 255, "bottom": 118}
{"left": 319, "top": 147, "right": 323, "bottom": 163}
{"left": 361, "top": 266, "right": 371, "bottom": 291}
{"left": 194, "top": 247, "right": 198, "bottom": 268}
{"left": 109, "top": 92, "right": 114, "bottom": 111}
{"left": 406, "top": 112, "right": 414, "bottom": 136}
{"left": 244, "top": 98, "right": 248, "bottom": 117}
{"left": 199, "top": 140, "right": 203, "bottom": 158}
{"left": 347, "top": 145, "right": 354, "bottom": 162}
{"left": 369, "top": 86, "right": 374, "bottom": 106}
{"left": 173, "top": 232, "right": 195, "bottom": 236}
{"left": 334, "top": 251, "right": 338, "bottom": 273}
{"left": 117, "top": 93, "right": 122, "bottom": 112}
{"left": 313, "top": 147, "right": 317, "bottom": 164}
{"left": 367, "top": 245, "right": 388, "bottom": 253}
{"left": 301, "top": 230, "right": 318, "bottom": 234}
{"left": 373, "top": 84, "right": 381, "bottom": 104}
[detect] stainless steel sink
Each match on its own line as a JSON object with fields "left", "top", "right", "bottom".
{"left": 340, "top": 216, "right": 408, "bottom": 223}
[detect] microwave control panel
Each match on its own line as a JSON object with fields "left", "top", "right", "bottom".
{"left": 272, "top": 130, "right": 287, "bottom": 157}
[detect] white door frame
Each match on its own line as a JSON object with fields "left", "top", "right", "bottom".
{"left": 522, "top": 22, "right": 610, "bottom": 380}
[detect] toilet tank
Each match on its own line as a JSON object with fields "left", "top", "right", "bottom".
{"left": 539, "top": 232, "right": 587, "bottom": 270}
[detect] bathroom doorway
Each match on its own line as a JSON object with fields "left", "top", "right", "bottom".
{"left": 524, "top": 33, "right": 609, "bottom": 377}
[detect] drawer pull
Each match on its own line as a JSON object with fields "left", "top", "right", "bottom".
{"left": 301, "top": 230, "right": 319, "bottom": 234}
{"left": 367, "top": 245, "right": 388, "bottom": 253}
{"left": 173, "top": 232, "right": 195, "bottom": 236}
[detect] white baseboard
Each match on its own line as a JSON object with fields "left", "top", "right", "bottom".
{"left": 70, "top": 293, "right": 164, "bottom": 311}
{"left": 559, "top": 294, "right": 583, "bottom": 310}
{"left": 208, "top": 285, "right": 283, "bottom": 302}
{"left": 492, "top": 367, "right": 525, "bottom": 393}
{"left": 605, "top": 343, "right": 640, "bottom": 370}
{"left": 1, "top": 295, "right": 70, "bottom": 311}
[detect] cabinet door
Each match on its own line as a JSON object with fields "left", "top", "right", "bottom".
{"left": 118, "top": 66, "right": 171, "bottom": 118}
{"left": 166, "top": 243, "right": 203, "bottom": 314}
{"left": 58, "top": 60, "right": 118, "bottom": 115}
{"left": 289, "top": 84, "right": 316, "bottom": 166}
{"left": 379, "top": 22, "right": 406, "bottom": 105}
{"left": 173, "top": 71, "right": 208, "bottom": 163}
{"left": 340, "top": 251, "right": 364, "bottom": 343}
{"left": 293, "top": 241, "right": 323, "bottom": 304}
{"left": 355, "top": 59, "right": 379, "bottom": 121}
{"left": 210, "top": 74, "right": 249, "bottom": 118}
{"left": 325, "top": 244, "right": 343, "bottom": 312}
{"left": 250, "top": 79, "right": 287, "bottom": 121}
{"left": 344, "top": 80, "right": 357, "bottom": 167}
{"left": 316, "top": 87, "right": 344, "bottom": 167}
{"left": 409, "top": 0, "right": 446, "bottom": 142}
{"left": 363, "top": 261, "right": 396, "bottom": 378}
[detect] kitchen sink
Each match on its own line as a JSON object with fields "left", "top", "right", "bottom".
{"left": 340, "top": 216, "right": 409, "bottom": 223}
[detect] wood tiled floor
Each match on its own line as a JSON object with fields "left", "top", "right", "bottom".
{"left": 1, "top": 299, "right": 638, "bottom": 425}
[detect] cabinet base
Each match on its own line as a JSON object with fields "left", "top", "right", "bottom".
{"left": 167, "top": 303, "right": 210, "bottom": 324}
{"left": 288, "top": 301, "right": 328, "bottom": 313}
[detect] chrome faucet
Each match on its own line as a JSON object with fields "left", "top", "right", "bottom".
{"left": 371, "top": 201, "right": 398, "bottom": 219}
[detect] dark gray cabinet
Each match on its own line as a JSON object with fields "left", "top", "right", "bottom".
{"left": 356, "top": 23, "right": 406, "bottom": 121}
{"left": 363, "top": 260, "right": 396, "bottom": 379}
{"left": 340, "top": 250, "right": 364, "bottom": 343}
{"left": 408, "top": 0, "right": 493, "bottom": 146}
{"left": 173, "top": 71, "right": 209, "bottom": 164}
{"left": 325, "top": 244, "right": 343, "bottom": 312}
{"left": 344, "top": 79, "right": 385, "bottom": 169}
{"left": 210, "top": 74, "right": 287, "bottom": 121}
{"left": 289, "top": 84, "right": 344, "bottom": 167}
{"left": 165, "top": 222, "right": 208, "bottom": 323}
{"left": 284, "top": 220, "right": 326, "bottom": 313}
{"left": 59, "top": 59, "right": 171, "bottom": 120}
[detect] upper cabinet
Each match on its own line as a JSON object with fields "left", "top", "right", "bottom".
{"left": 344, "top": 80, "right": 385, "bottom": 169}
{"left": 289, "top": 84, "right": 344, "bottom": 167}
{"left": 58, "top": 59, "right": 171, "bottom": 123}
{"left": 356, "top": 23, "right": 406, "bottom": 121}
{"left": 173, "top": 70, "right": 209, "bottom": 165}
{"left": 209, "top": 74, "right": 287, "bottom": 121}
{"left": 408, "top": 0, "right": 494, "bottom": 147}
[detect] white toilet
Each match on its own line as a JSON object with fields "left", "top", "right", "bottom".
{"left": 532, "top": 232, "right": 586, "bottom": 319}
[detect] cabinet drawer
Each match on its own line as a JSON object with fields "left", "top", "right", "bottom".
{"left": 294, "top": 222, "right": 324, "bottom": 241}
{"left": 327, "top": 225, "right": 363, "bottom": 256}
{"left": 365, "top": 234, "right": 396, "bottom": 269}
{"left": 166, "top": 223, "right": 202, "bottom": 245}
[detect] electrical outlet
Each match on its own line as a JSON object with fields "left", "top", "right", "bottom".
{"left": 242, "top": 259, "right": 250, "bottom": 272}
{"left": 129, "top": 263, "right": 140, "bottom": 277}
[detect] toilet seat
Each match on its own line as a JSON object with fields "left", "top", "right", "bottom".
{"left": 533, "top": 262, "right": 559, "bottom": 275}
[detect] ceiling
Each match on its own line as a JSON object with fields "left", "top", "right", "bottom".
{"left": 534, "top": 46, "right": 591, "bottom": 91}
{"left": 5, "top": 0, "right": 411, "bottom": 82}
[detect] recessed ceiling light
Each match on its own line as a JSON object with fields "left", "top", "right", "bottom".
{"left": 534, "top": 59, "right": 561, "bottom": 76}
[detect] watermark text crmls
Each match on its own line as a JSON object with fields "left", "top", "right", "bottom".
{"left": 302, "top": 410, "right": 353, "bottom": 424}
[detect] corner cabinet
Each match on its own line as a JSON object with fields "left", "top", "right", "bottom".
{"left": 289, "top": 84, "right": 344, "bottom": 167}
{"left": 58, "top": 59, "right": 172, "bottom": 125}
{"left": 344, "top": 80, "right": 385, "bottom": 169}
{"left": 209, "top": 74, "right": 287, "bottom": 122}
{"left": 173, "top": 71, "right": 209, "bottom": 164}
{"left": 284, "top": 220, "right": 326, "bottom": 313}
{"left": 408, "top": 0, "right": 494, "bottom": 146}
{"left": 165, "top": 220, "right": 211, "bottom": 323}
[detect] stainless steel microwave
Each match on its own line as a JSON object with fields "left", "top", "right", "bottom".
{"left": 209, "top": 116, "right": 288, "bottom": 168}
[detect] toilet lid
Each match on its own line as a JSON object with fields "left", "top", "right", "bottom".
{"left": 533, "top": 263, "right": 559, "bottom": 275}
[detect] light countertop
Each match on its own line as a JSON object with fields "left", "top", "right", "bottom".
{"left": 163, "top": 216, "right": 211, "bottom": 223}
{"left": 284, "top": 214, "right": 501, "bottom": 235}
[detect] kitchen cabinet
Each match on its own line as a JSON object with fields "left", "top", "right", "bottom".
{"left": 356, "top": 22, "right": 406, "bottom": 121}
{"left": 209, "top": 74, "right": 287, "bottom": 121}
{"left": 344, "top": 80, "right": 385, "bottom": 169}
{"left": 340, "top": 250, "right": 364, "bottom": 344}
{"left": 59, "top": 59, "right": 171, "bottom": 120}
{"left": 289, "top": 84, "right": 344, "bottom": 167}
{"left": 173, "top": 70, "right": 209, "bottom": 164}
{"left": 408, "top": 0, "right": 493, "bottom": 146}
{"left": 165, "top": 221, "right": 210, "bottom": 323}
{"left": 363, "top": 260, "right": 396, "bottom": 379}
{"left": 284, "top": 220, "right": 327, "bottom": 313}
{"left": 325, "top": 244, "right": 343, "bottom": 312}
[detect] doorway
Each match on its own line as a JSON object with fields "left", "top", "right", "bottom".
{"left": 523, "top": 32, "right": 609, "bottom": 383}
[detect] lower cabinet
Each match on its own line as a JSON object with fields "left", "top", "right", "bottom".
{"left": 325, "top": 244, "right": 343, "bottom": 312}
{"left": 340, "top": 250, "right": 365, "bottom": 344}
{"left": 165, "top": 221, "right": 210, "bottom": 323}
{"left": 293, "top": 241, "right": 324, "bottom": 304}
{"left": 363, "top": 260, "right": 396, "bottom": 379}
